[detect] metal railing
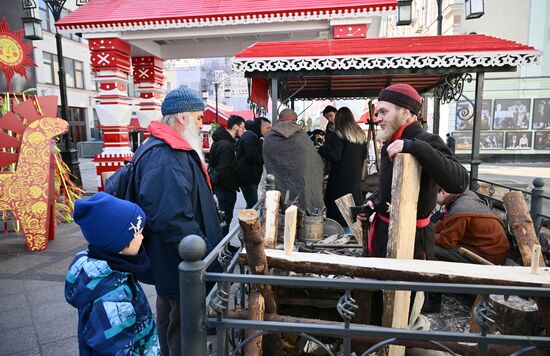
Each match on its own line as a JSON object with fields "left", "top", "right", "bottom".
{"left": 178, "top": 175, "right": 550, "bottom": 356}
{"left": 471, "top": 177, "right": 549, "bottom": 237}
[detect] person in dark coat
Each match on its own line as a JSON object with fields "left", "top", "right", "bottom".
{"left": 323, "top": 105, "right": 337, "bottom": 132}
{"left": 359, "top": 84, "right": 469, "bottom": 260}
{"left": 263, "top": 108, "right": 325, "bottom": 211}
{"left": 236, "top": 117, "right": 271, "bottom": 208}
{"left": 209, "top": 115, "right": 246, "bottom": 235}
{"left": 133, "top": 86, "right": 224, "bottom": 356}
{"left": 446, "top": 133, "right": 456, "bottom": 154}
{"left": 318, "top": 107, "right": 367, "bottom": 227}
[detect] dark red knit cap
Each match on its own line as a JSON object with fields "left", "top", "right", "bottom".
{"left": 378, "top": 84, "right": 423, "bottom": 115}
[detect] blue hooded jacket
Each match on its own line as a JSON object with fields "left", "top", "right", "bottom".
{"left": 65, "top": 250, "right": 160, "bottom": 355}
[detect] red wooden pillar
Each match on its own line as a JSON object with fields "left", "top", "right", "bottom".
{"left": 132, "top": 56, "right": 164, "bottom": 139}
{"left": 89, "top": 37, "right": 134, "bottom": 191}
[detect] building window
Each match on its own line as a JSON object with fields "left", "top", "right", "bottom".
{"left": 43, "top": 52, "right": 85, "bottom": 89}
{"left": 75, "top": 60, "right": 84, "bottom": 89}
{"left": 43, "top": 52, "right": 54, "bottom": 84}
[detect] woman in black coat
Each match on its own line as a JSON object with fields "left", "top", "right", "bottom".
{"left": 318, "top": 107, "right": 367, "bottom": 228}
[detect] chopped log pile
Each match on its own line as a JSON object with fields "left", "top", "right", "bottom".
{"left": 225, "top": 154, "right": 550, "bottom": 355}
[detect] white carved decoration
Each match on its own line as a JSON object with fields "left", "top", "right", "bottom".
{"left": 232, "top": 52, "right": 541, "bottom": 73}
{"left": 57, "top": 7, "right": 394, "bottom": 33}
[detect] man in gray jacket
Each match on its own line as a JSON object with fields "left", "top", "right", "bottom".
{"left": 263, "top": 109, "right": 324, "bottom": 211}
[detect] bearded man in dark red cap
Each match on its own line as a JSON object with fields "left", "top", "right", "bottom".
{"left": 360, "top": 84, "right": 469, "bottom": 260}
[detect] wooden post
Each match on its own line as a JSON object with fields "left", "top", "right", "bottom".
{"left": 283, "top": 205, "right": 297, "bottom": 256}
{"left": 382, "top": 153, "right": 422, "bottom": 356}
{"left": 503, "top": 191, "right": 549, "bottom": 335}
{"left": 238, "top": 209, "right": 284, "bottom": 355}
{"left": 531, "top": 245, "right": 541, "bottom": 274}
{"left": 503, "top": 191, "right": 545, "bottom": 267}
{"left": 238, "top": 209, "right": 277, "bottom": 312}
{"left": 245, "top": 291, "right": 265, "bottom": 356}
{"left": 264, "top": 190, "right": 281, "bottom": 248}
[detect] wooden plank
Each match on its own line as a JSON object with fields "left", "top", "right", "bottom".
{"left": 502, "top": 191, "right": 545, "bottom": 267}
{"left": 335, "top": 193, "right": 363, "bottom": 244}
{"left": 383, "top": 154, "right": 422, "bottom": 356}
{"left": 283, "top": 205, "right": 297, "bottom": 256}
{"left": 264, "top": 190, "right": 281, "bottom": 248}
{"left": 240, "top": 249, "right": 550, "bottom": 287}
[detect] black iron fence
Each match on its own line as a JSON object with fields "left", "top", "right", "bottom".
{"left": 177, "top": 175, "right": 550, "bottom": 355}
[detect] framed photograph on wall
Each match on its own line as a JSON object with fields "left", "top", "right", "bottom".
{"left": 505, "top": 131, "right": 532, "bottom": 149}
{"left": 480, "top": 132, "right": 504, "bottom": 150}
{"left": 452, "top": 132, "right": 472, "bottom": 150}
{"left": 534, "top": 131, "right": 550, "bottom": 150}
{"left": 455, "top": 100, "right": 491, "bottom": 130}
{"left": 532, "top": 99, "right": 550, "bottom": 129}
{"left": 493, "top": 99, "right": 531, "bottom": 130}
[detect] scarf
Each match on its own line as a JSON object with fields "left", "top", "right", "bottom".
{"left": 88, "top": 245, "right": 151, "bottom": 281}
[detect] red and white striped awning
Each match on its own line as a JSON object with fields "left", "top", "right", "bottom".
{"left": 56, "top": 0, "right": 396, "bottom": 33}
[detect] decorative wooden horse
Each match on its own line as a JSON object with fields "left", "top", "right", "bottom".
{"left": 0, "top": 96, "right": 68, "bottom": 251}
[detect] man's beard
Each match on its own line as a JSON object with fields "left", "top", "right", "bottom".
{"left": 181, "top": 119, "right": 205, "bottom": 162}
{"left": 378, "top": 114, "right": 402, "bottom": 142}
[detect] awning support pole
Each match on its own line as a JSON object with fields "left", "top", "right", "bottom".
{"left": 469, "top": 72, "right": 484, "bottom": 189}
{"left": 271, "top": 78, "right": 278, "bottom": 124}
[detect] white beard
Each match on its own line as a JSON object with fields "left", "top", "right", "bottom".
{"left": 181, "top": 120, "right": 205, "bottom": 163}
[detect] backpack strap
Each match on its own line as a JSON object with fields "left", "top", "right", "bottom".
{"left": 132, "top": 139, "right": 167, "bottom": 166}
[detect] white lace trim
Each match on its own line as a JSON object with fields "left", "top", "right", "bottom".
{"left": 232, "top": 52, "right": 541, "bottom": 73}
{"left": 58, "top": 7, "right": 394, "bottom": 34}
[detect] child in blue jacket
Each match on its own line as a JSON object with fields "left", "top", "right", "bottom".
{"left": 65, "top": 192, "right": 160, "bottom": 355}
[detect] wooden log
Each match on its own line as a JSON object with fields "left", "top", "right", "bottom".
{"left": 239, "top": 249, "right": 550, "bottom": 287}
{"left": 218, "top": 310, "right": 544, "bottom": 356}
{"left": 489, "top": 294, "right": 539, "bottom": 335}
{"left": 283, "top": 205, "right": 297, "bottom": 256}
{"left": 502, "top": 191, "right": 545, "bottom": 267}
{"left": 264, "top": 190, "right": 281, "bottom": 248}
{"left": 238, "top": 209, "right": 277, "bottom": 313}
{"left": 382, "top": 153, "right": 422, "bottom": 356}
{"left": 335, "top": 193, "right": 363, "bottom": 244}
{"left": 459, "top": 247, "right": 494, "bottom": 265}
{"left": 245, "top": 291, "right": 265, "bottom": 356}
{"left": 503, "top": 192, "right": 550, "bottom": 335}
{"left": 238, "top": 210, "right": 284, "bottom": 355}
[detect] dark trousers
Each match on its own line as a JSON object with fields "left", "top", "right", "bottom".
{"left": 434, "top": 245, "right": 474, "bottom": 264}
{"left": 216, "top": 187, "right": 237, "bottom": 236}
{"left": 157, "top": 295, "right": 181, "bottom": 356}
{"left": 240, "top": 184, "right": 258, "bottom": 209}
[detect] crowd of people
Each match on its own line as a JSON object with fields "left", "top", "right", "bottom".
{"left": 64, "top": 84, "right": 513, "bottom": 354}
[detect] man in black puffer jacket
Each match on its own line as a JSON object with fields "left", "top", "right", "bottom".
{"left": 236, "top": 117, "right": 271, "bottom": 208}
{"left": 209, "top": 115, "right": 246, "bottom": 235}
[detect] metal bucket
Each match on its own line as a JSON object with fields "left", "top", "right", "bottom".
{"left": 298, "top": 215, "right": 324, "bottom": 242}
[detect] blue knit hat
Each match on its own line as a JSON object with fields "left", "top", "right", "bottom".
{"left": 74, "top": 192, "right": 146, "bottom": 253}
{"left": 161, "top": 86, "right": 205, "bottom": 116}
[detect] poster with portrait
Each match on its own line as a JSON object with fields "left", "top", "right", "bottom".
{"left": 534, "top": 131, "right": 550, "bottom": 150}
{"left": 452, "top": 132, "right": 472, "bottom": 150}
{"left": 505, "top": 131, "right": 532, "bottom": 149}
{"left": 480, "top": 132, "right": 504, "bottom": 150}
{"left": 455, "top": 100, "right": 491, "bottom": 130}
{"left": 493, "top": 99, "right": 531, "bottom": 130}
{"left": 532, "top": 99, "right": 550, "bottom": 129}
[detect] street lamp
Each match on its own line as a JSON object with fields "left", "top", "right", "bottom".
{"left": 465, "top": 0, "right": 485, "bottom": 19}
{"left": 396, "top": 0, "right": 413, "bottom": 26}
{"left": 21, "top": 4, "right": 43, "bottom": 41}
{"left": 201, "top": 76, "right": 231, "bottom": 125}
{"left": 21, "top": 0, "right": 86, "bottom": 186}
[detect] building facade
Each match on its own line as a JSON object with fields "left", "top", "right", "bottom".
{"left": 383, "top": 0, "right": 550, "bottom": 161}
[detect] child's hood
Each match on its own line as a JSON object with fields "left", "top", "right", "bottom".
{"left": 65, "top": 250, "right": 124, "bottom": 308}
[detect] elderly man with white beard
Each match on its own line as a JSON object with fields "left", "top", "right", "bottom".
{"left": 132, "top": 86, "right": 223, "bottom": 356}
